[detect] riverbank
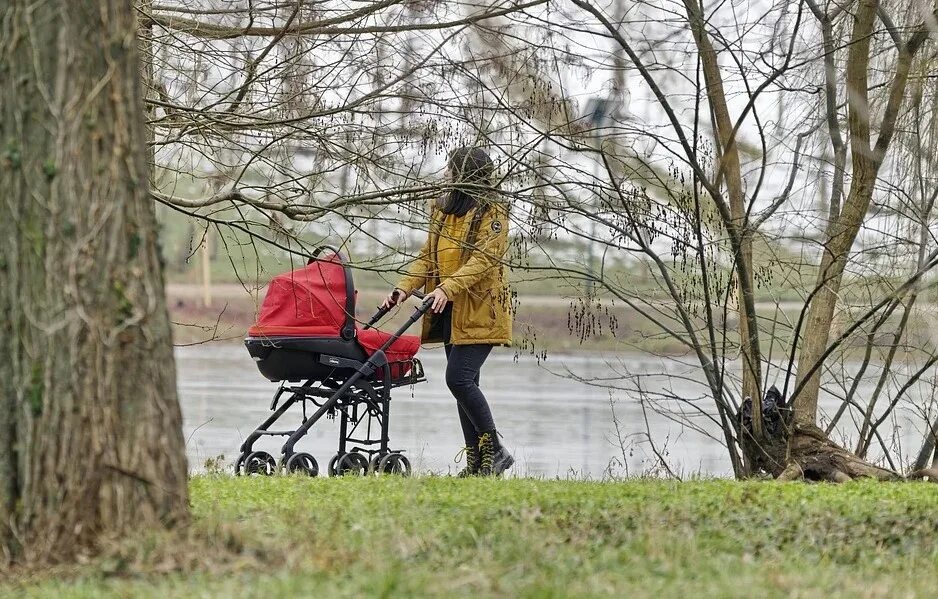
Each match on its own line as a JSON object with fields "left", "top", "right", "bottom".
{"left": 166, "top": 283, "right": 688, "bottom": 353}
{"left": 7, "top": 477, "right": 938, "bottom": 597}
{"left": 166, "top": 282, "right": 938, "bottom": 357}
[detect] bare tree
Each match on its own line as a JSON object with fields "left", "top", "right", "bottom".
{"left": 560, "top": 0, "right": 938, "bottom": 480}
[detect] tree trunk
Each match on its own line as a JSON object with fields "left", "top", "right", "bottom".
{"left": 791, "top": 178, "right": 876, "bottom": 425}
{"left": 682, "top": 0, "right": 762, "bottom": 444}
{"left": 0, "top": 0, "right": 189, "bottom": 563}
{"left": 793, "top": 0, "right": 925, "bottom": 425}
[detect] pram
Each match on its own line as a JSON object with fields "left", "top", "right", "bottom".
{"left": 235, "top": 246, "right": 431, "bottom": 477}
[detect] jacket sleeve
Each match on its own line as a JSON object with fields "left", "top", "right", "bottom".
{"left": 396, "top": 233, "right": 432, "bottom": 294}
{"left": 438, "top": 203, "right": 509, "bottom": 298}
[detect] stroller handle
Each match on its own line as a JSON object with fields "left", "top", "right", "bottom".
{"left": 363, "top": 289, "right": 429, "bottom": 330}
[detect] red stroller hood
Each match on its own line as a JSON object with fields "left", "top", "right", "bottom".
{"left": 248, "top": 257, "right": 351, "bottom": 338}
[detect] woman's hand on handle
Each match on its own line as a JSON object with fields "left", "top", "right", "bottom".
{"left": 426, "top": 287, "right": 449, "bottom": 313}
{"left": 381, "top": 288, "right": 408, "bottom": 310}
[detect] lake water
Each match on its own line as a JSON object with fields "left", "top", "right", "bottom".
{"left": 177, "top": 344, "right": 934, "bottom": 478}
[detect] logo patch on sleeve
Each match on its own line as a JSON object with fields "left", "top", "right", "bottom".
{"left": 491, "top": 220, "right": 503, "bottom": 233}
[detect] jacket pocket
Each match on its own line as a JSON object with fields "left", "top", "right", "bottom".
{"left": 460, "top": 287, "right": 494, "bottom": 333}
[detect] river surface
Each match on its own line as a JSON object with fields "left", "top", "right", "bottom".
{"left": 177, "top": 344, "right": 933, "bottom": 478}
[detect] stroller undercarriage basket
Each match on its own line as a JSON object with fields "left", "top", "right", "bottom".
{"left": 234, "top": 246, "right": 431, "bottom": 477}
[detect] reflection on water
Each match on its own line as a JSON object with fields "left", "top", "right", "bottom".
{"left": 176, "top": 344, "right": 931, "bottom": 478}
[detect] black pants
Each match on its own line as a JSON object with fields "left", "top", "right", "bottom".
{"left": 445, "top": 344, "right": 495, "bottom": 446}
{"left": 435, "top": 304, "right": 496, "bottom": 446}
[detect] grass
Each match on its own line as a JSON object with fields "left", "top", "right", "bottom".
{"left": 6, "top": 477, "right": 938, "bottom": 598}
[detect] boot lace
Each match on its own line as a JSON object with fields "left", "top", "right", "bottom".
{"left": 478, "top": 432, "right": 495, "bottom": 474}
{"left": 455, "top": 445, "right": 480, "bottom": 477}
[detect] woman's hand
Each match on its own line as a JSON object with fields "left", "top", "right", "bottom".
{"left": 381, "top": 288, "right": 408, "bottom": 310}
{"left": 426, "top": 287, "right": 449, "bottom": 313}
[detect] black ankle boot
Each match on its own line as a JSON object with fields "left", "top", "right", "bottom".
{"left": 456, "top": 445, "right": 480, "bottom": 477}
{"left": 478, "top": 430, "right": 514, "bottom": 476}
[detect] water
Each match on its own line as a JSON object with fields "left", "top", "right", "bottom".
{"left": 177, "top": 344, "right": 935, "bottom": 478}
{"left": 176, "top": 344, "right": 728, "bottom": 477}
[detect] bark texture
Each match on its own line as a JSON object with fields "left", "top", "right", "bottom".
{"left": 1, "top": 0, "right": 188, "bottom": 563}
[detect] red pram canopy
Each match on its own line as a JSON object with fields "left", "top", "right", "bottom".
{"left": 248, "top": 254, "right": 420, "bottom": 364}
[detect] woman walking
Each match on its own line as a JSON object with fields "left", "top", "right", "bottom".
{"left": 382, "top": 147, "right": 513, "bottom": 477}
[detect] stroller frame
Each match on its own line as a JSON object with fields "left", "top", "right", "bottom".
{"left": 236, "top": 247, "right": 432, "bottom": 477}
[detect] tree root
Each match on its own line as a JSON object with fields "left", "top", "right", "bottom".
{"left": 776, "top": 462, "right": 804, "bottom": 481}
{"left": 830, "top": 470, "right": 852, "bottom": 483}
{"left": 771, "top": 424, "right": 938, "bottom": 483}
{"left": 905, "top": 468, "right": 938, "bottom": 482}
{"left": 740, "top": 395, "right": 938, "bottom": 484}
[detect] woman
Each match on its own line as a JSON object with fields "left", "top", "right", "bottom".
{"left": 381, "top": 147, "right": 513, "bottom": 477}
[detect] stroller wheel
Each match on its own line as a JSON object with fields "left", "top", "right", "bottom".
{"left": 328, "top": 453, "right": 341, "bottom": 477}
{"left": 285, "top": 452, "right": 319, "bottom": 477}
{"left": 377, "top": 453, "right": 411, "bottom": 477}
{"left": 369, "top": 452, "right": 387, "bottom": 474}
{"left": 335, "top": 452, "right": 369, "bottom": 476}
{"left": 244, "top": 451, "right": 277, "bottom": 476}
{"left": 234, "top": 452, "right": 248, "bottom": 476}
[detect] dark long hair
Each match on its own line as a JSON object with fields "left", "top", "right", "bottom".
{"left": 438, "top": 147, "right": 494, "bottom": 217}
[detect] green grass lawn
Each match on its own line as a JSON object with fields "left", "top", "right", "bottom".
{"left": 7, "top": 477, "right": 938, "bottom": 598}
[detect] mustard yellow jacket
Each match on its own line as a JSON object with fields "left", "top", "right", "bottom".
{"left": 397, "top": 200, "right": 512, "bottom": 346}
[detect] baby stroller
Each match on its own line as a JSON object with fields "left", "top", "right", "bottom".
{"left": 235, "top": 246, "right": 431, "bottom": 477}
